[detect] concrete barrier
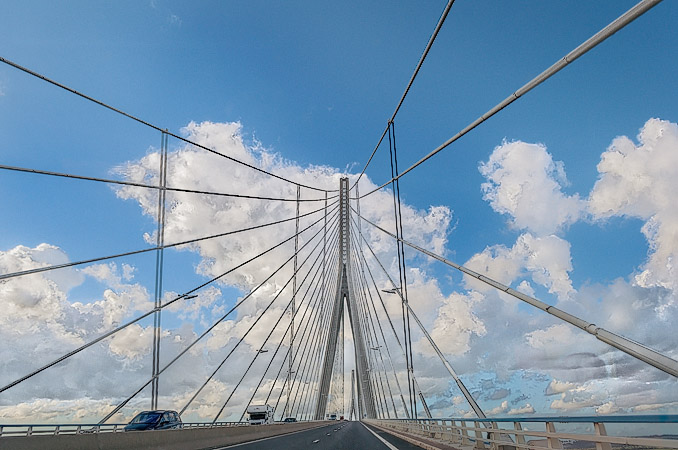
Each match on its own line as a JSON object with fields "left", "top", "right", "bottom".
{"left": 0, "top": 421, "right": 333, "bottom": 450}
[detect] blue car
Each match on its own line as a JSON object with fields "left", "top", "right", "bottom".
{"left": 124, "top": 410, "right": 182, "bottom": 431}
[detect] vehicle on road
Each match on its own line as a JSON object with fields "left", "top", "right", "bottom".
{"left": 328, "top": 413, "right": 337, "bottom": 420}
{"left": 124, "top": 410, "right": 182, "bottom": 431}
{"left": 247, "top": 404, "right": 274, "bottom": 425}
{"left": 283, "top": 417, "right": 297, "bottom": 423}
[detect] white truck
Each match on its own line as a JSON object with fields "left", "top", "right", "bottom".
{"left": 246, "top": 404, "right": 274, "bottom": 425}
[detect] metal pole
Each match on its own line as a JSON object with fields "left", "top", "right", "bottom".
{"left": 286, "top": 185, "right": 301, "bottom": 418}
{"left": 151, "top": 130, "right": 168, "bottom": 410}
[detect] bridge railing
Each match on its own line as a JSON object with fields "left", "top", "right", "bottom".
{"left": 182, "top": 421, "right": 247, "bottom": 429}
{"left": 0, "top": 421, "right": 248, "bottom": 437}
{"left": 365, "top": 415, "right": 678, "bottom": 450}
{"left": 0, "top": 423, "right": 127, "bottom": 437}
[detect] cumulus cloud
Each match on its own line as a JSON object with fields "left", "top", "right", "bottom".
{"left": 545, "top": 379, "right": 577, "bottom": 396}
{"left": 480, "top": 140, "right": 585, "bottom": 235}
{"left": 425, "top": 290, "right": 486, "bottom": 356}
{"left": 508, "top": 403, "right": 534, "bottom": 415}
{"left": 487, "top": 400, "right": 508, "bottom": 415}
{"left": 589, "top": 118, "right": 678, "bottom": 293}
{"left": 108, "top": 324, "right": 154, "bottom": 361}
{"left": 550, "top": 393, "right": 598, "bottom": 411}
{"left": 596, "top": 401, "right": 621, "bottom": 414}
{"left": 464, "top": 233, "right": 575, "bottom": 301}
{"left": 4, "top": 117, "right": 678, "bottom": 424}
{"left": 0, "top": 120, "right": 460, "bottom": 423}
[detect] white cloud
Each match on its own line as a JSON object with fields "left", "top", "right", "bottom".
{"left": 4, "top": 118, "right": 678, "bottom": 423}
{"left": 589, "top": 118, "right": 678, "bottom": 293}
{"left": 545, "top": 379, "right": 577, "bottom": 396}
{"left": 480, "top": 140, "right": 585, "bottom": 235}
{"left": 108, "top": 324, "right": 154, "bottom": 361}
{"left": 550, "top": 393, "right": 597, "bottom": 411}
{"left": 596, "top": 401, "right": 621, "bottom": 414}
{"left": 78, "top": 262, "right": 154, "bottom": 330}
{"left": 426, "top": 290, "right": 486, "bottom": 356}
{"left": 0, "top": 398, "right": 137, "bottom": 423}
{"left": 526, "top": 324, "right": 582, "bottom": 353}
{"left": 487, "top": 400, "right": 508, "bottom": 415}
{"left": 508, "top": 403, "right": 534, "bottom": 415}
{"left": 633, "top": 401, "right": 678, "bottom": 412}
{"left": 464, "top": 233, "right": 574, "bottom": 301}
{"left": 0, "top": 120, "right": 454, "bottom": 423}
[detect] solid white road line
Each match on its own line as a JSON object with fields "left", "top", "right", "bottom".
{"left": 362, "top": 422, "right": 400, "bottom": 450}
{"left": 214, "top": 423, "right": 332, "bottom": 449}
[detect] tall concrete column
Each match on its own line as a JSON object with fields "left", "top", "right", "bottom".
{"left": 314, "top": 177, "right": 376, "bottom": 419}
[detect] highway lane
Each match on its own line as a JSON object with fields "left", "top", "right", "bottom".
{"left": 211, "top": 421, "right": 424, "bottom": 450}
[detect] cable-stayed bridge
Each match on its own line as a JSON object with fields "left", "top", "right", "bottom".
{"left": 1, "top": 1, "right": 677, "bottom": 449}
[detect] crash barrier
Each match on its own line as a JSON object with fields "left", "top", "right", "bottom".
{"left": 0, "top": 421, "right": 244, "bottom": 437}
{"left": 365, "top": 415, "right": 678, "bottom": 450}
{"left": 0, "top": 420, "right": 332, "bottom": 450}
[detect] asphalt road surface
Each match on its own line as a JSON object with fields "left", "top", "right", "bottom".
{"left": 212, "top": 421, "right": 424, "bottom": 449}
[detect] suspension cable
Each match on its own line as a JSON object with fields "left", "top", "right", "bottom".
{"left": 351, "top": 222, "right": 434, "bottom": 419}
{"left": 275, "top": 235, "right": 340, "bottom": 418}
{"left": 240, "top": 214, "right": 339, "bottom": 420}
{"left": 358, "top": 0, "right": 664, "bottom": 199}
{"left": 355, "top": 209, "right": 678, "bottom": 379}
{"left": 100, "top": 208, "right": 339, "bottom": 423}
{"left": 0, "top": 56, "right": 335, "bottom": 193}
{"left": 208, "top": 220, "right": 333, "bottom": 422}
{"left": 296, "top": 231, "right": 342, "bottom": 419}
{"left": 352, "top": 0, "right": 457, "bottom": 188}
{"left": 0, "top": 199, "right": 338, "bottom": 281}
{"left": 349, "top": 252, "right": 391, "bottom": 418}
{"left": 0, "top": 203, "right": 337, "bottom": 396}
{"left": 239, "top": 227, "right": 340, "bottom": 421}
{"left": 0, "top": 164, "right": 335, "bottom": 202}
{"left": 262, "top": 229, "right": 340, "bottom": 411}
{"left": 351, "top": 212, "right": 487, "bottom": 419}
{"left": 271, "top": 262, "right": 337, "bottom": 417}
{"left": 349, "top": 227, "right": 407, "bottom": 418}
{"left": 393, "top": 122, "right": 417, "bottom": 418}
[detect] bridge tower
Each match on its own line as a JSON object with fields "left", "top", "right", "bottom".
{"left": 314, "top": 177, "right": 376, "bottom": 420}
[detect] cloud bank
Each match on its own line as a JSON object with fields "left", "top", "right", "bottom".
{"left": 1, "top": 118, "right": 677, "bottom": 425}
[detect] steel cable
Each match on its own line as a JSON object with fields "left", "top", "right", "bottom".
{"left": 0, "top": 56, "right": 335, "bottom": 193}
{"left": 358, "top": 0, "right": 663, "bottom": 199}
{"left": 352, "top": 0, "right": 457, "bottom": 188}
{"left": 99, "top": 208, "right": 340, "bottom": 423}
{"left": 0, "top": 203, "right": 337, "bottom": 396}
{"left": 0, "top": 199, "right": 338, "bottom": 281}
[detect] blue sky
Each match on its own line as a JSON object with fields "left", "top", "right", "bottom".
{"left": 1, "top": 0, "right": 677, "bottom": 427}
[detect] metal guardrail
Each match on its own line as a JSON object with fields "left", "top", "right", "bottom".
{"left": 365, "top": 415, "right": 678, "bottom": 450}
{"left": 0, "top": 421, "right": 248, "bottom": 437}
{"left": 0, "top": 424, "right": 127, "bottom": 437}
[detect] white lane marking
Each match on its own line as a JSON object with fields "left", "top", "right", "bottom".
{"left": 213, "top": 424, "right": 332, "bottom": 449}
{"left": 361, "top": 422, "right": 400, "bottom": 450}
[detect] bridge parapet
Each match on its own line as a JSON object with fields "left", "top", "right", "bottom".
{"left": 0, "top": 420, "right": 332, "bottom": 450}
{"left": 365, "top": 416, "right": 678, "bottom": 450}
{"left": 0, "top": 421, "right": 246, "bottom": 438}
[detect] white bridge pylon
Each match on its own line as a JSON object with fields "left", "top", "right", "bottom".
{"left": 314, "top": 177, "right": 377, "bottom": 419}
